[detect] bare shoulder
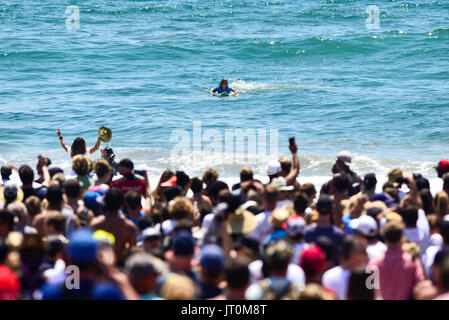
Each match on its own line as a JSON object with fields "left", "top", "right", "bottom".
{"left": 123, "top": 217, "right": 137, "bottom": 231}
{"left": 90, "top": 215, "right": 106, "bottom": 228}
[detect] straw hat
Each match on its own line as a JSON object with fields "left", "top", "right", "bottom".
{"left": 227, "top": 207, "right": 257, "bottom": 235}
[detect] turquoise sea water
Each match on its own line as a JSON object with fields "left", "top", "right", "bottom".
{"left": 1, "top": 0, "right": 449, "bottom": 188}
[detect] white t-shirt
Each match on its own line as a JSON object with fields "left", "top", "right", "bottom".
{"left": 322, "top": 266, "right": 351, "bottom": 300}
{"left": 247, "top": 210, "right": 273, "bottom": 244}
{"left": 248, "top": 259, "right": 305, "bottom": 291}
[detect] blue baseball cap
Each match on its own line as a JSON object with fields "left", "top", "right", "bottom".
{"left": 68, "top": 229, "right": 98, "bottom": 263}
{"left": 83, "top": 191, "right": 103, "bottom": 209}
{"left": 200, "top": 245, "right": 225, "bottom": 274}
{"left": 173, "top": 230, "right": 194, "bottom": 256}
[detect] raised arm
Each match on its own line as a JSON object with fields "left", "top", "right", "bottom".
{"left": 89, "top": 127, "right": 102, "bottom": 154}
{"left": 142, "top": 170, "right": 152, "bottom": 216}
{"left": 285, "top": 140, "right": 300, "bottom": 185}
{"left": 56, "top": 128, "right": 69, "bottom": 152}
{"left": 231, "top": 88, "right": 238, "bottom": 96}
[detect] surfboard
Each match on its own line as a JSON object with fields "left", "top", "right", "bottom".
{"left": 213, "top": 91, "right": 233, "bottom": 97}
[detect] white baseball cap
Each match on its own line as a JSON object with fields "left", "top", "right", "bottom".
{"left": 286, "top": 217, "right": 306, "bottom": 237}
{"left": 337, "top": 151, "right": 352, "bottom": 167}
{"left": 266, "top": 160, "right": 281, "bottom": 176}
{"left": 349, "top": 215, "right": 378, "bottom": 237}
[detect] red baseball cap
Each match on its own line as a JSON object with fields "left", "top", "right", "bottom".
{"left": 300, "top": 244, "right": 326, "bottom": 275}
{"left": 160, "top": 176, "right": 177, "bottom": 188}
{"left": 436, "top": 160, "right": 449, "bottom": 173}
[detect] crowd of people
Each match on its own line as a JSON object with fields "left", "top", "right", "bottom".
{"left": 1, "top": 128, "right": 449, "bottom": 300}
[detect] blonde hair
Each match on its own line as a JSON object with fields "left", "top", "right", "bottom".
{"left": 160, "top": 274, "right": 196, "bottom": 300}
{"left": 202, "top": 169, "right": 218, "bottom": 187}
{"left": 169, "top": 197, "right": 194, "bottom": 220}
{"left": 435, "top": 191, "right": 449, "bottom": 219}
{"left": 72, "top": 155, "right": 90, "bottom": 176}
{"left": 279, "top": 157, "right": 292, "bottom": 174}
{"left": 94, "top": 160, "right": 112, "bottom": 179}
{"left": 25, "top": 196, "right": 41, "bottom": 218}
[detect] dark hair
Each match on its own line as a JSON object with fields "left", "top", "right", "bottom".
{"left": 316, "top": 195, "right": 333, "bottom": 215}
{"left": 363, "top": 173, "right": 377, "bottom": 190}
{"left": 125, "top": 190, "right": 142, "bottom": 210}
{"left": 46, "top": 214, "right": 66, "bottom": 233}
{"left": 0, "top": 166, "right": 12, "bottom": 179}
{"left": 190, "top": 177, "right": 203, "bottom": 194}
{"left": 225, "top": 257, "right": 250, "bottom": 289}
{"left": 64, "top": 179, "right": 81, "bottom": 198}
{"left": 439, "top": 220, "right": 449, "bottom": 245}
{"left": 444, "top": 175, "right": 449, "bottom": 190}
{"left": 47, "top": 185, "right": 63, "bottom": 205}
{"left": 240, "top": 167, "right": 253, "bottom": 183}
{"left": 19, "top": 165, "right": 34, "bottom": 185}
{"left": 118, "top": 158, "right": 134, "bottom": 170}
{"left": 347, "top": 270, "right": 375, "bottom": 300}
{"left": 0, "top": 210, "right": 15, "bottom": 231}
{"left": 398, "top": 205, "right": 419, "bottom": 228}
{"left": 164, "top": 186, "right": 182, "bottom": 203}
{"left": 176, "top": 171, "right": 190, "bottom": 188}
{"left": 105, "top": 188, "right": 124, "bottom": 212}
{"left": 419, "top": 189, "right": 435, "bottom": 216}
{"left": 137, "top": 216, "right": 153, "bottom": 233}
{"left": 294, "top": 192, "right": 309, "bottom": 214}
{"left": 207, "top": 181, "right": 229, "bottom": 203}
{"left": 340, "top": 236, "right": 365, "bottom": 261}
{"left": 219, "top": 79, "right": 228, "bottom": 87}
{"left": 333, "top": 173, "right": 350, "bottom": 193}
{"left": 384, "top": 225, "right": 403, "bottom": 244}
{"left": 71, "top": 137, "right": 87, "bottom": 157}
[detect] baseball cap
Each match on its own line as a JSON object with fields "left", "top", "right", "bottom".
{"left": 300, "top": 244, "right": 326, "bottom": 275}
{"left": 83, "top": 190, "right": 104, "bottom": 209}
{"left": 337, "top": 151, "right": 352, "bottom": 167}
{"left": 68, "top": 229, "right": 98, "bottom": 263}
{"left": 200, "top": 244, "right": 225, "bottom": 274}
{"left": 1, "top": 181, "right": 24, "bottom": 203}
{"left": 271, "top": 177, "right": 294, "bottom": 191}
{"left": 349, "top": 215, "right": 378, "bottom": 237}
{"left": 286, "top": 217, "right": 306, "bottom": 237}
{"left": 266, "top": 160, "right": 281, "bottom": 176}
{"left": 173, "top": 230, "right": 194, "bottom": 256}
{"left": 436, "top": 160, "right": 449, "bottom": 174}
{"left": 142, "top": 227, "right": 162, "bottom": 240}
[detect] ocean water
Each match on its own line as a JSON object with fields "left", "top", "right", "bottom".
{"left": 1, "top": 0, "right": 448, "bottom": 191}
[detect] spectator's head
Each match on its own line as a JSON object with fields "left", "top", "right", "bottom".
{"left": 169, "top": 197, "right": 193, "bottom": 221}
{"left": 316, "top": 236, "right": 335, "bottom": 271}
{"left": 200, "top": 245, "right": 225, "bottom": 283}
{"left": 266, "top": 160, "right": 281, "bottom": 180}
{"left": 240, "top": 167, "right": 253, "bottom": 183}
{"left": 439, "top": 220, "right": 449, "bottom": 246}
{"left": 300, "top": 245, "right": 326, "bottom": 283}
{"left": 436, "top": 160, "right": 449, "bottom": 178}
{"left": 124, "top": 190, "right": 142, "bottom": 212}
{"left": 207, "top": 181, "right": 229, "bottom": 205}
{"left": 225, "top": 257, "right": 250, "bottom": 293}
{"left": 279, "top": 157, "right": 292, "bottom": 176}
{"left": 125, "top": 252, "right": 166, "bottom": 296}
{"left": 339, "top": 236, "right": 368, "bottom": 269}
{"left": 336, "top": 151, "right": 352, "bottom": 171}
{"left": 263, "top": 184, "right": 280, "bottom": 210}
{"left": 45, "top": 211, "right": 66, "bottom": 235}
{"left": 383, "top": 220, "right": 405, "bottom": 246}
{"left": 104, "top": 188, "right": 124, "bottom": 213}
{"left": 299, "top": 183, "right": 317, "bottom": 205}
{"left": 25, "top": 196, "right": 41, "bottom": 220}
{"left": 68, "top": 229, "right": 98, "bottom": 266}
{"left": 398, "top": 204, "right": 419, "bottom": 228}
{"left": 420, "top": 188, "right": 435, "bottom": 216}
{"left": 233, "top": 236, "right": 260, "bottom": 261}
{"left": 349, "top": 214, "right": 379, "bottom": 240}
{"left": 387, "top": 168, "right": 404, "bottom": 189}
{"left": 316, "top": 195, "right": 333, "bottom": 217}
{"left": 293, "top": 192, "right": 309, "bottom": 216}
{"left": 94, "top": 160, "right": 112, "bottom": 182}
{"left": 0, "top": 165, "right": 12, "bottom": 180}
{"left": 64, "top": 179, "right": 81, "bottom": 200}
{"left": 118, "top": 158, "right": 134, "bottom": 176}
{"left": 332, "top": 173, "right": 350, "bottom": 194}
{"left": 72, "top": 155, "right": 90, "bottom": 176}
{"left": 159, "top": 273, "right": 196, "bottom": 300}
{"left": 202, "top": 169, "right": 218, "bottom": 188}
{"left": 46, "top": 184, "right": 64, "bottom": 207}
{"left": 298, "top": 283, "right": 335, "bottom": 300}
{"left": 362, "top": 173, "right": 377, "bottom": 195}
{"left": 19, "top": 165, "right": 34, "bottom": 186}
{"left": 2, "top": 181, "right": 19, "bottom": 204}
{"left": 265, "top": 239, "right": 294, "bottom": 276}
{"left": 173, "top": 230, "right": 194, "bottom": 258}
{"left": 176, "top": 171, "right": 190, "bottom": 192}
{"left": 443, "top": 175, "right": 449, "bottom": 192}
{"left": 7, "top": 201, "right": 27, "bottom": 227}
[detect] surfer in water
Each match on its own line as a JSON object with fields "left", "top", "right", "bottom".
{"left": 212, "top": 79, "right": 238, "bottom": 96}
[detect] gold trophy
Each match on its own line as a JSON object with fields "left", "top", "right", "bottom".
{"left": 99, "top": 126, "right": 112, "bottom": 142}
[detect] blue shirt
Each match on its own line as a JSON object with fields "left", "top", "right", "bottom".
{"left": 214, "top": 86, "right": 232, "bottom": 94}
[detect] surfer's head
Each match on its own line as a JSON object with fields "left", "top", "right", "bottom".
{"left": 71, "top": 137, "right": 87, "bottom": 158}
{"left": 219, "top": 79, "right": 228, "bottom": 89}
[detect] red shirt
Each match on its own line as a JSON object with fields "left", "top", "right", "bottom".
{"left": 0, "top": 265, "right": 20, "bottom": 300}
{"left": 112, "top": 174, "right": 146, "bottom": 196}
{"left": 369, "top": 248, "right": 425, "bottom": 300}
